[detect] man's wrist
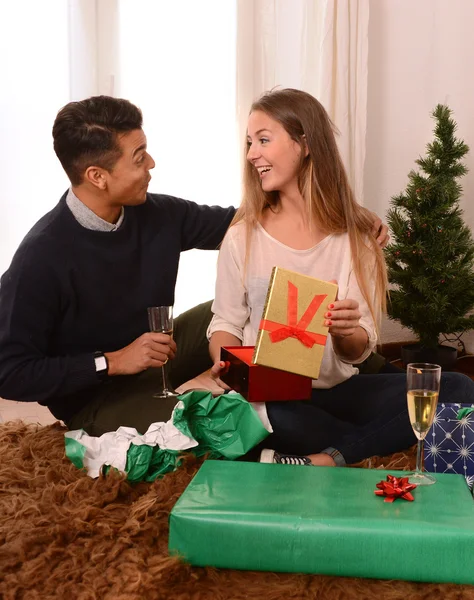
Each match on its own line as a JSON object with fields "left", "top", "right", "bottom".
{"left": 103, "top": 351, "right": 119, "bottom": 376}
{"left": 94, "top": 351, "right": 109, "bottom": 380}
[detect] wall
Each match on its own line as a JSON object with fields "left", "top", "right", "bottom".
{"left": 364, "top": 0, "right": 474, "bottom": 345}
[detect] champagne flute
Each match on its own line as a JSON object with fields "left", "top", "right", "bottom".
{"left": 147, "top": 306, "right": 177, "bottom": 398}
{"left": 406, "top": 362, "right": 441, "bottom": 485}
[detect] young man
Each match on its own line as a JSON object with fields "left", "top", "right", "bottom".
{"left": 0, "top": 96, "right": 235, "bottom": 435}
{"left": 0, "top": 95, "right": 389, "bottom": 437}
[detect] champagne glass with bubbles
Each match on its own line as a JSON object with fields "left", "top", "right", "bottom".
{"left": 147, "top": 306, "right": 177, "bottom": 398}
{"left": 406, "top": 363, "right": 441, "bottom": 485}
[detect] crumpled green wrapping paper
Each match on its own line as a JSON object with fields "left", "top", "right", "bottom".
{"left": 173, "top": 390, "right": 270, "bottom": 460}
{"left": 65, "top": 390, "right": 269, "bottom": 481}
{"left": 122, "top": 444, "right": 181, "bottom": 482}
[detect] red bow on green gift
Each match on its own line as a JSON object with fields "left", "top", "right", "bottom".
{"left": 375, "top": 475, "right": 417, "bottom": 503}
{"left": 260, "top": 281, "right": 327, "bottom": 348}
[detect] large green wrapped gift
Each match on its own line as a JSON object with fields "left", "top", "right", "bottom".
{"left": 169, "top": 460, "right": 474, "bottom": 584}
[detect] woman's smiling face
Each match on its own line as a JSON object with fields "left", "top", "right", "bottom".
{"left": 246, "top": 110, "right": 304, "bottom": 196}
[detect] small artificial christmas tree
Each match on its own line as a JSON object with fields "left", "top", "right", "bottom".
{"left": 386, "top": 104, "right": 474, "bottom": 352}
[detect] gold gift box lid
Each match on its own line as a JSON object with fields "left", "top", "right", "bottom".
{"left": 252, "top": 267, "right": 338, "bottom": 379}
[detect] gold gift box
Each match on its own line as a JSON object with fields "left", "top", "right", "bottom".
{"left": 252, "top": 267, "right": 338, "bottom": 379}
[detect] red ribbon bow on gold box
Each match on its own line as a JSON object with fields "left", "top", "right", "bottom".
{"left": 260, "top": 281, "right": 327, "bottom": 349}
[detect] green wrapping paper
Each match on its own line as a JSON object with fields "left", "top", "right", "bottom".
{"left": 124, "top": 445, "right": 180, "bottom": 482}
{"left": 173, "top": 390, "right": 270, "bottom": 459}
{"left": 169, "top": 460, "right": 474, "bottom": 584}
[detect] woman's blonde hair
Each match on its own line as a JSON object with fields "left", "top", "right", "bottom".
{"left": 231, "top": 88, "right": 387, "bottom": 324}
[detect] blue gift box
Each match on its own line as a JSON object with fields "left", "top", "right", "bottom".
{"left": 424, "top": 402, "right": 474, "bottom": 490}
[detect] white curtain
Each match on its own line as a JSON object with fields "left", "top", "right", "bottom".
{"left": 236, "top": 0, "right": 306, "bottom": 159}
{"left": 304, "top": 0, "right": 370, "bottom": 203}
{"left": 237, "top": 0, "right": 370, "bottom": 203}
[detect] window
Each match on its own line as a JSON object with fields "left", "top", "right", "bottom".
{"left": 115, "top": 0, "right": 239, "bottom": 314}
{"left": 0, "top": 0, "right": 70, "bottom": 275}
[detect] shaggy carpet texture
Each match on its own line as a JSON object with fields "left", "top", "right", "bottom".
{"left": 1, "top": 421, "right": 474, "bottom": 600}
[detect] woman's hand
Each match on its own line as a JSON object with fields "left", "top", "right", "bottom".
{"left": 209, "top": 360, "right": 231, "bottom": 391}
{"left": 324, "top": 282, "right": 368, "bottom": 362}
{"left": 324, "top": 297, "right": 361, "bottom": 338}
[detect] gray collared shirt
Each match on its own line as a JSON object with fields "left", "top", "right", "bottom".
{"left": 66, "top": 188, "right": 124, "bottom": 231}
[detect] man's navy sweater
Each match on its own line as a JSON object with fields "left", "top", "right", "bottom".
{"left": 0, "top": 192, "right": 234, "bottom": 421}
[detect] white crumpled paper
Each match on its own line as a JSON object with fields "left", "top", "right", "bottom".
{"left": 64, "top": 400, "right": 197, "bottom": 478}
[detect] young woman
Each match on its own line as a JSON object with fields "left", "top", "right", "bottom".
{"left": 208, "top": 88, "right": 474, "bottom": 467}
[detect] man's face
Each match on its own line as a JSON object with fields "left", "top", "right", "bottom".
{"left": 104, "top": 129, "right": 155, "bottom": 206}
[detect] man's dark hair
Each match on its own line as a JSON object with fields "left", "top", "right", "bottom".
{"left": 52, "top": 96, "right": 143, "bottom": 185}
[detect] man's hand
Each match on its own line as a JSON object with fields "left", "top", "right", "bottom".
{"left": 370, "top": 212, "right": 389, "bottom": 248}
{"left": 105, "top": 332, "right": 176, "bottom": 376}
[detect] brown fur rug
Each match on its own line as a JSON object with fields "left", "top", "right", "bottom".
{"left": 1, "top": 421, "right": 474, "bottom": 600}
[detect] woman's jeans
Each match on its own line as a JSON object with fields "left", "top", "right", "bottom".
{"left": 266, "top": 372, "right": 474, "bottom": 464}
